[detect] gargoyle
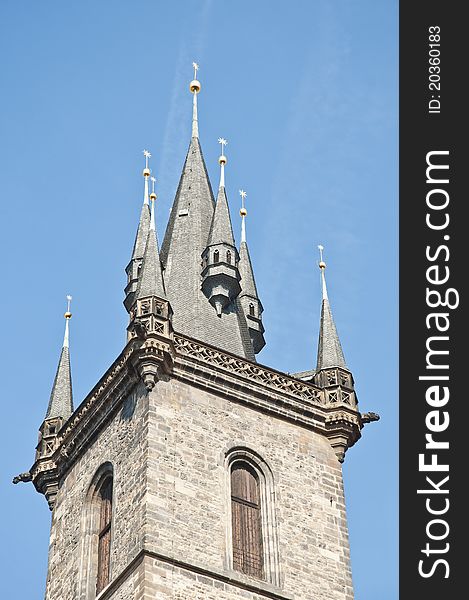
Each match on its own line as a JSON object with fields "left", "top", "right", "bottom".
{"left": 12, "top": 471, "right": 32, "bottom": 484}
{"left": 361, "top": 412, "right": 380, "bottom": 424}
{"left": 133, "top": 320, "right": 148, "bottom": 340}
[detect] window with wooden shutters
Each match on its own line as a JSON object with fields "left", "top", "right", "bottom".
{"left": 96, "top": 478, "right": 112, "bottom": 595}
{"left": 231, "top": 462, "right": 264, "bottom": 579}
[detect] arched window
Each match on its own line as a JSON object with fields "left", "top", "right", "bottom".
{"left": 226, "top": 449, "right": 281, "bottom": 586}
{"left": 226, "top": 250, "right": 232, "bottom": 264}
{"left": 96, "top": 477, "right": 113, "bottom": 594}
{"left": 78, "top": 463, "right": 114, "bottom": 600}
{"left": 214, "top": 249, "right": 220, "bottom": 263}
{"left": 249, "top": 303, "right": 255, "bottom": 316}
{"left": 231, "top": 462, "right": 264, "bottom": 578}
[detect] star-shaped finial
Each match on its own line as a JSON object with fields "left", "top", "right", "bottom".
{"left": 192, "top": 62, "right": 199, "bottom": 78}
{"left": 318, "top": 244, "right": 325, "bottom": 263}
{"left": 218, "top": 137, "right": 228, "bottom": 148}
{"left": 66, "top": 294, "right": 72, "bottom": 312}
{"left": 150, "top": 176, "right": 156, "bottom": 193}
{"left": 239, "top": 189, "right": 247, "bottom": 209}
{"left": 143, "top": 149, "right": 152, "bottom": 169}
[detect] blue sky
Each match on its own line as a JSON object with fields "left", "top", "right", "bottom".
{"left": 0, "top": 1, "right": 398, "bottom": 598}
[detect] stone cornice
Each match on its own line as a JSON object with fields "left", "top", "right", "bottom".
{"left": 174, "top": 334, "right": 325, "bottom": 406}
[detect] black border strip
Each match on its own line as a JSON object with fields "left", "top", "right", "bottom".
{"left": 400, "top": 3, "right": 465, "bottom": 596}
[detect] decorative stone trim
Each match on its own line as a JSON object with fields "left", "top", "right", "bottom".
{"left": 174, "top": 334, "right": 324, "bottom": 405}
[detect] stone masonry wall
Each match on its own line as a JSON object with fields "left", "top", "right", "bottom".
{"left": 45, "top": 382, "right": 148, "bottom": 600}
{"left": 143, "top": 376, "right": 354, "bottom": 600}
{"left": 44, "top": 373, "right": 354, "bottom": 600}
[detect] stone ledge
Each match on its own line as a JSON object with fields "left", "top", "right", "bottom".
{"left": 98, "top": 548, "right": 294, "bottom": 600}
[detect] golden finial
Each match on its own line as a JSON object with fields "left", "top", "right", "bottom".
{"left": 239, "top": 190, "right": 247, "bottom": 243}
{"left": 64, "top": 294, "right": 72, "bottom": 319}
{"left": 150, "top": 176, "right": 157, "bottom": 201}
{"left": 190, "top": 62, "right": 201, "bottom": 93}
{"left": 239, "top": 190, "right": 247, "bottom": 217}
{"left": 218, "top": 137, "right": 228, "bottom": 165}
{"left": 143, "top": 149, "right": 151, "bottom": 178}
{"left": 318, "top": 244, "right": 326, "bottom": 269}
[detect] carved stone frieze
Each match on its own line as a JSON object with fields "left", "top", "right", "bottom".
{"left": 324, "top": 387, "right": 356, "bottom": 408}
{"left": 174, "top": 335, "right": 324, "bottom": 405}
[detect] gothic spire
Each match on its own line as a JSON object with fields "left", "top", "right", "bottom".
{"left": 238, "top": 198, "right": 259, "bottom": 298}
{"left": 160, "top": 67, "right": 254, "bottom": 359}
{"left": 237, "top": 191, "right": 265, "bottom": 353}
{"left": 45, "top": 296, "right": 74, "bottom": 421}
{"left": 207, "top": 139, "right": 235, "bottom": 247}
{"left": 316, "top": 246, "right": 347, "bottom": 370}
{"left": 124, "top": 150, "right": 152, "bottom": 311}
{"left": 136, "top": 187, "right": 166, "bottom": 301}
{"left": 134, "top": 149, "right": 152, "bottom": 256}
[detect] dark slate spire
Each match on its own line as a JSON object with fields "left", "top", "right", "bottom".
{"left": 136, "top": 199, "right": 166, "bottom": 300}
{"left": 45, "top": 300, "right": 73, "bottom": 421}
{"left": 124, "top": 150, "right": 152, "bottom": 312}
{"left": 127, "top": 186, "right": 174, "bottom": 369}
{"left": 160, "top": 72, "right": 254, "bottom": 359}
{"left": 316, "top": 253, "right": 347, "bottom": 370}
{"left": 207, "top": 185, "right": 236, "bottom": 247}
{"left": 238, "top": 241, "right": 258, "bottom": 296}
{"left": 237, "top": 193, "right": 265, "bottom": 353}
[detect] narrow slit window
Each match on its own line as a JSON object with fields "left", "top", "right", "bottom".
{"left": 226, "top": 250, "right": 232, "bottom": 264}
{"left": 214, "top": 249, "right": 220, "bottom": 263}
{"left": 96, "top": 478, "right": 113, "bottom": 595}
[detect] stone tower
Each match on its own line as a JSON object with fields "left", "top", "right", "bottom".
{"left": 14, "top": 66, "right": 378, "bottom": 600}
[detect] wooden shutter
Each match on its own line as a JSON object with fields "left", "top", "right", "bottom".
{"left": 231, "top": 463, "right": 264, "bottom": 578}
{"left": 96, "top": 479, "right": 112, "bottom": 594}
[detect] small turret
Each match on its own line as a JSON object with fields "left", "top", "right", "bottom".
{"left": 124, "top": 150, "right": 152, "bottom": 311}
{"left": 237, "top": 190, "right": 265, "bottom": 352}
{"left": 40, "top": 296, "right": 74, "bottom": 437}
{"left": 313, "top": 246, "right": 356, "bottom": 408}
{"left": 31, "top": 296, "right": 74, "bottom": 507}
{"left": 201, "top": 138, "right": 241, "bottom": 316}
{"left": 127, "top": 176, "right": 174, "bottom": 388}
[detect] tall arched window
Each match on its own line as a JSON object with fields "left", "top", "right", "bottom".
{"left": 249, "top": 303, "right": 255, "bottom": 316}
{"left": 226, "top": 250, "right": 232, "bottom": 264}
{"left": 96, "top": 477, "right": 113, "bottom": 594}
{"left": 231, "top": 462, "right": 264, "bottom": 578}
{"left": 214, "top": 249, "right": 220, "bottom": 263}
{"left": 78, "top": 463, "right": 114, "bottom": 600}
{"left": 226, "top": 449, "right": 281, "bottom": 586}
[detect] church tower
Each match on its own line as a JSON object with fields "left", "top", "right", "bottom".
{"left": 14, "top": 65, "right": 378, "bottom": 600}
